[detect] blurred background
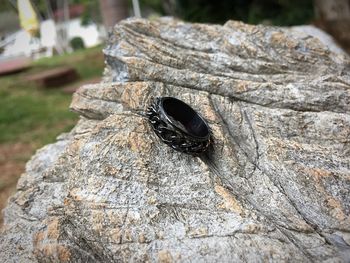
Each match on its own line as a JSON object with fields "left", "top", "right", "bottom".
{"left": 0, "top": 0, "right": 349, "bottom": 225}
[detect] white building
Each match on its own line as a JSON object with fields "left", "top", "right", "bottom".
{"left": 1, "top": 18, "right": 104, "bottom": 60}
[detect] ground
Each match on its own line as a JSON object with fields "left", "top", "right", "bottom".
{"left": 0, "top": 46, "right": 104, "bottom": 225}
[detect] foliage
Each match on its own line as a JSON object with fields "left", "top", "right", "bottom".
{"left": 138, "top": 0, "right": 164, "bottom": 15}
{"left": 140, "top": 0, "right": 314, "bottom": 26}
{"left": 2, "top": 0, "right": 314, "bottom": 26}
{"left": 178, "top": 0, "right": 314, "bottom": 25}
{"left": 70, "top": 36, "right": 85, "bottom": 50}
{"left": 72, "top": 0, "right": 102, "bottom": 26}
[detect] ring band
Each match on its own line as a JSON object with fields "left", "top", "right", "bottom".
{"left": 146, "top": 97, "right": 212, "bottom": 155}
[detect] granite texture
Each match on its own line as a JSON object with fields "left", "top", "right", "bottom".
{"left": 1, "top": 18, "right": 350, "bottom": 262}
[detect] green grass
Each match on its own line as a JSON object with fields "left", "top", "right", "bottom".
{"left": 33, "top": 46, "right": 104, "bottom": 79}
{"left": 0, "top": 46, "right": 105, "bottom": 147}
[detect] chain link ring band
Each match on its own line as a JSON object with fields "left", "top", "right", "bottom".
{"left": 146, "top": 97, "right": 212, "bottom": 155}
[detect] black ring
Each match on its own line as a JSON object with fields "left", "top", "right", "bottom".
{"left": 146, "top": 97, "right": 212, "bottom": 155}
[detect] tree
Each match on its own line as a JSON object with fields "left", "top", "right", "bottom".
{"left": 314, "top": 0, "right": 350, "bottom": 53}
{"left": 98, "top": 0, "right": 129, "bottom": 29}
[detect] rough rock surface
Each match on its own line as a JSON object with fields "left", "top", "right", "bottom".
{"left": 1, "top": 18, "right": 350, "bottom": 262}
{"left": 291, "top": 25, "right": 347, "bottom": 56}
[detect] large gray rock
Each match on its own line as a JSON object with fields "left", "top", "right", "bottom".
{"left": 1, "top": 18, "right": 350, "bottom": 262}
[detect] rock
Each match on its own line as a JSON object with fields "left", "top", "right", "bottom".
{"left": 1, "top": 18, "right": 350, "bottom": 262}
{"left": 291, "top": 25, "right": 347, "bottom": 56}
